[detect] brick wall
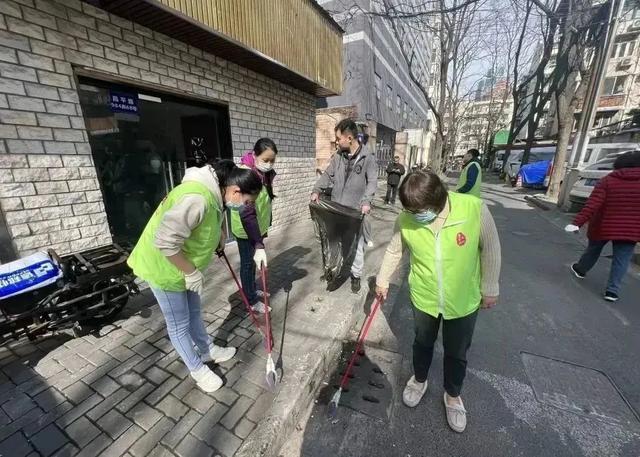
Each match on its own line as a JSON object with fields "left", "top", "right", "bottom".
{"left": 315, "top": 106, "right": 357, "bottom": 173}
{"left": 0, "top": 0, "right": 316, "bottom": 259}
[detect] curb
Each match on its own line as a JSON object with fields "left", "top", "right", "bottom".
{"left": 235, "top": 291, "right": 362, "bottom": 457}
{"left": 523, "top": 195, "right": 553, "bottom": 211}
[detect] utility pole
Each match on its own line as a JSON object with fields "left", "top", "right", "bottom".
{"left": 570, "top": 0, "right": 627, "bottom": 167}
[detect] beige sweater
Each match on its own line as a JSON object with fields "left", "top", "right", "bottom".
{"left": 376, "top": 200, "right": 501, "bottom": 297}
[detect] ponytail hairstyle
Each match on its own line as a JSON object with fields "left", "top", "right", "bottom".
{"left": 210, "top": 159, "right": 262, "bottom": 197}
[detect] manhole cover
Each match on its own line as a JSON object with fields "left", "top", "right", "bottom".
{"left": 521, "top": 352, "right": 639, "bottom": 425}
{"left": 320, "top": 346, "right": 403, "bottom": 421}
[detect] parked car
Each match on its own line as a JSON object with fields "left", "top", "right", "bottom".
{"left": 569, "top": 151, "right": 632, "bottom": 208}
{"left": 505, "top": 147, "right": 557, "bottom": 185}
{"left": 518, "top": 159, "right": 553, "bottom": 188}
{"left": 492, "top": 151, "right": 506, "bottom": 172}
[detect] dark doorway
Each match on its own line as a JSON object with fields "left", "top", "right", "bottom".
{"left": 77, "top": 77, "right": 233, "bottom": 246}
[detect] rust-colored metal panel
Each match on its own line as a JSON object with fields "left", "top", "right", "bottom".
{"left": 112, "top": 0, "right": 342, "bottom": 94}
{"left": 96, "top": 0, "right": 342, "bottom": 95}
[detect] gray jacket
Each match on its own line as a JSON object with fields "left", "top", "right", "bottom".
{"left": 313, "top": 146, "right": 378, "bottom": 210}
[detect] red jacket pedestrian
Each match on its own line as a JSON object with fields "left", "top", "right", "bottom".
{"left": 568, "top": 150, "right": 640, "bottom": 302}
{"left": 573, "top": 167, "right": 640, "bottom": 241}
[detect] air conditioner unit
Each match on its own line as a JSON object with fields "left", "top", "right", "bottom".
{"left": 629, "top": 19, "right": 640, "bottom": 32}
{"left": 618, "top": 57, "right": 633, "bottom": 69}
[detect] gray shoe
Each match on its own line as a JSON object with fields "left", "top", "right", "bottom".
{"left": 444, "top": 393, "right": 467, "bottom": 433}
{"left": 402, "top": 375, "right": 428, "bottom": 408}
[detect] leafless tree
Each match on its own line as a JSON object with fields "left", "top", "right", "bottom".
{"left": 545, "top": 0, "right": 607, "bottom": 199}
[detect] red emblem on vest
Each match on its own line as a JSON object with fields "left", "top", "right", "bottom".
{"left": 456, "top": 232, "right": 466, "bottom": 246}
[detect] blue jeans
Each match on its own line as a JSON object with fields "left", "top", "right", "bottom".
{"left": 575, "top": 240, "right": 637, "bottom": 295}
{"left": 237, "top": 238, "right": 258, "bottom": 304}
{"left": 151, "top": 288, "right": 211, "bottom": 372}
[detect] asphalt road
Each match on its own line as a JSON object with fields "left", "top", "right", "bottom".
{"left": 280, "top": 179, "right": 640, "bottom": 457}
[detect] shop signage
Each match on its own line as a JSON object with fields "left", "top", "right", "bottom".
{"left": 109, "top": 91, "right": 139, "bottom": 114}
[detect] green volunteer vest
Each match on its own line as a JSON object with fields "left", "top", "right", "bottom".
{"left": 127, "top": 181, "right": 222, "bottom": 291}
{"left": 230, "top": 186, "right": 272, "bottom": 239}
{"left": 457, "top": 161, "right": 482, "bottom": 197}
{"left": 399, "top": 192, "right": 482, "bottom": 319}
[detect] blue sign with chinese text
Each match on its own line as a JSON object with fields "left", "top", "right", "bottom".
{"left": 109, "top": 91, "right": 138, "bottom": 114}
{"left": 0, "top": 260, "right": 60, "bottom": 299}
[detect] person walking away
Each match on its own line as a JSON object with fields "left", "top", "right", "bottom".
{"left": 311, "top": 119, "right": 378, "bottom": 293}
{"left": 385, "top": 155, "right": 406, "bottom": 204}
{"left": 127, "top": 160, "right": 263, "bottom": 392}
{"left": 230, "top": 138, "right": 278, "bottom": 313}
{"left": 565, "top": 150, "right": 640, "bottom": 302}
{"left": 376, "top": 170, "right": 501, "bottom": 432}
{"left": 456, "top": 148, "right": 482, "bottom": 197}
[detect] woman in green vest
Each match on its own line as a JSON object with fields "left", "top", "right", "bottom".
{"left": 376, "top": 170, "right": 501, "bottom": 433}
{"left": 127, "top": 160, "right": 263, "bottom": 393}
{"left": 230, "top": 138, "right": 278, "bottom": 313}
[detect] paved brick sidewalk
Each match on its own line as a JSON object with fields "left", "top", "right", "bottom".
{"left": 0, "top": 231, "right": 311, "bottom": 457}
{"left": 0, "top": 191, "right": 399, "bottom": 457}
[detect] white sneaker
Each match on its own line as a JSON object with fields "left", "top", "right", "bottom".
{"left": 190, "top": 365, "right": 223, "bottom": 393}
{"left": 201, "top": 345, "right": 236, "bottom": 364}
{"left": 251, "top": 301, "right": 272, "bottom": 314}
{"left": 444, "top": 393, "right": 467, "bottom": 433}
{"left": 256, "top": 290, "right": 270, "bottom": 298}
{"left": 402, "top": 375, "right": 428, "bottom": 408}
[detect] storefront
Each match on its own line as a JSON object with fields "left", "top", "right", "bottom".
{"left": 0, "top": 0, "right": 342, "bottom": 260}
{"left": 78, "top": 77, "right": 233, "bottom": 245}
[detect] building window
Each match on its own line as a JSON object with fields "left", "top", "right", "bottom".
{"left": 375, "top": 73, "right": 382, "bottom": 100}
{"left": 396, "top": 95, "right": 401, "bottom": 114}
{"left": 613, "top": 39, "right": 636, "bottom": 58}
{"left": 387, "top": 85, "right": 393, "bottom": 110}
{"left": 603, "top": 76, "right": 628, "bottom": 95}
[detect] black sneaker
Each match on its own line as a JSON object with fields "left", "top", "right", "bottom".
{"left": 351, "top": 276, "right": 361, "bottom": 294}
{"left": 604, "top": 291, "right": 619, "bottom": 302}
{"left": 570, "top": 263, "right": 585, "bottom": 279}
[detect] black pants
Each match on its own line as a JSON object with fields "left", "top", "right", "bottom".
{"left": 385, "top": 184, "right": 398, "bottom": 203}
{"left": 412, "top": 307, "right": 478, "bottom": 397}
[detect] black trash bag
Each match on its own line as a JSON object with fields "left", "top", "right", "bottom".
{"left": 310, "top": 200, "right": 363, "bottom": 283}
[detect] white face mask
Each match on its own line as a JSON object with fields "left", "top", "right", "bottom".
{"left": 256, "top": 160, "right": 273, "bottom": 173}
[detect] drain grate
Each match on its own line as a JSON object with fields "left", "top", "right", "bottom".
{"left": 320, "top": 346, "right": 403, "bottom": 421}
{"left": 521, "top": 352, "right": 639, "bottom": 426}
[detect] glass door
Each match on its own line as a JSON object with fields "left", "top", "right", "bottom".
{"left": 77, "top": 77, "right": 233, "bottom": 246}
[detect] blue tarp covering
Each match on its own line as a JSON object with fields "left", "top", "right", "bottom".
{"left": 519, "top": 160, "right": 551, "bottom": 186}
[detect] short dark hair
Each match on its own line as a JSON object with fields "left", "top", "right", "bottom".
{"left": 613, "top": 150, "right": 640, "bottom": 169}
{"left": 335, "top": 119, "right": 359, "bottom": 138}
{"left": 399, "top": 171, "right": 448, "bottom": 213}
{"left": 211, "top": 159, "right": 262, "bottom": 196}
{"left": 253, "top": 137, "right": 278, "bottom": 156}
{"left": 467, "top": 148, "right": 480, "bottom": 159}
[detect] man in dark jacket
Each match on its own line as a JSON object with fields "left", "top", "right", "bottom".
{"left": 566, "top": 150, "right": 640, "bottom": 302}
{"left": 456, "top": 149, "right": 482, "bottom": 197}
{"left": 311, "top": 119, "right": 378, "bottom": 293}
{"left": 385, "top": 156, "right": 405, "bottom": 204}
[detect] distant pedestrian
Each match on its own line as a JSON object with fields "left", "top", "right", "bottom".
{"left": 229, "top": 138, "right": 278, "bottom": 314}
{"left": 128, "top": 160, "right": 262, "bottom": 393}
{"left": 385, "top": 155, "right": 406, "bottom": 204}
{"left": 566, "top": 150, "right": 640, "bottom": 302}
{"left": 456, "top": 148, "right": 482, "bottom": 197}
{"left": 376, "top": 170, "right": 501, "bottom": 433}
{"left": 311, "top": 119, "right": 378, "bottom": 293}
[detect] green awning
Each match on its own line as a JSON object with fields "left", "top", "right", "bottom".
{"left": 493, "top": 129, "right": 509, "bottom": 145}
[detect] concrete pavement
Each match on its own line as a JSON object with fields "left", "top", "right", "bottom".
{"left": 280, "top": 178, "right": 640, "bottom": 457}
